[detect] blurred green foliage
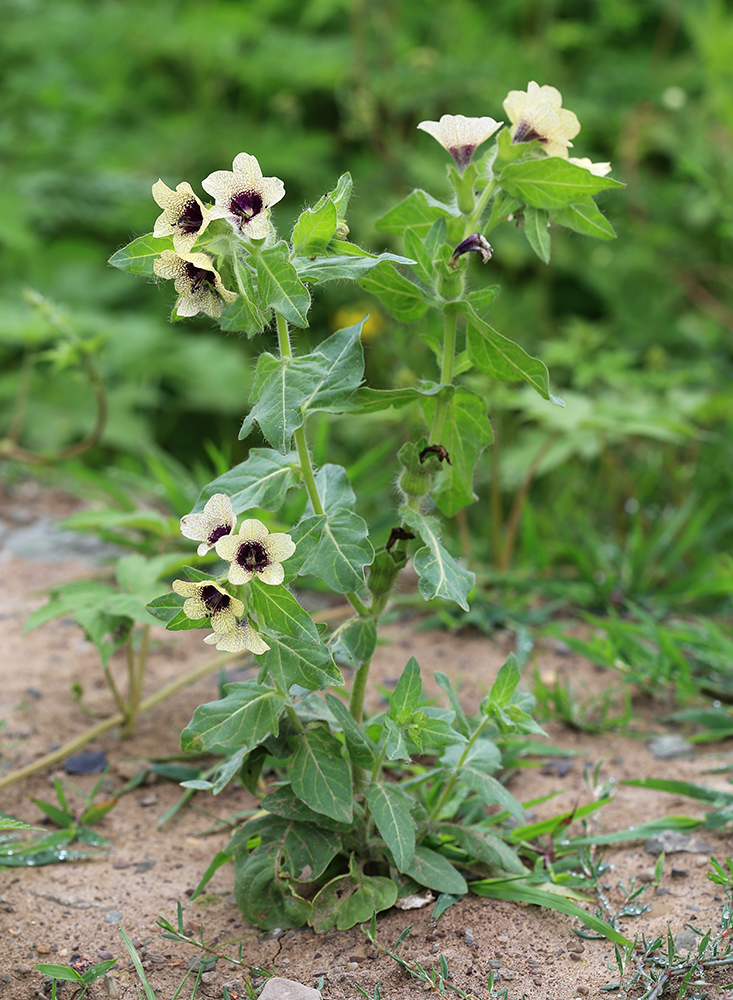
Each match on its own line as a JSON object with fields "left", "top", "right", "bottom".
{"left": 2, "top": 0, "right": 733, "bottom": 613}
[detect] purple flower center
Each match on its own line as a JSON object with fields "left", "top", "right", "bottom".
{"left": 201, "top": 586, "right": 231, "bottom": 614}
{"left": 177, "top": 198, "right": 204, "bottom": 234}
{"left": 207, "top": 523, "right": 232, "bottom": 546}
{"left": 230, "top": 189, "right": 264, "bottom": 226}
{"left": 513, "top": 121, "right": 547, "bottom": 145}
{"left": 447, "top": 143, "right": 477, "bottom": 171}
{"left": 237, "top": 540, "right": 270, "bottom": 573}
{"left": 183, "top": 262, "right": 215, "bottom": 293}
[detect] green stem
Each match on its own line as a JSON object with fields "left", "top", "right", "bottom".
{"left": 465, "top": 178, "right": 498, "bottom": 236}
{"left": 428, "top": 309, "right": 457, "bottom": 443}
{"left": 349, "top": 657, "right": 371, "bottom": 725}
{"left": 427, "top": 716, "right": 491, "bottom": 824}
{"left": 276, "top": 310, "right": 370, "bottom": 617}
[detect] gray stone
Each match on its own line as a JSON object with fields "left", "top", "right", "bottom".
{"left": 648, "top": 735, "right": 694, "bottom": 760}
{"left": 259, "top": 978, "right": 322, "bottom": 1000}
{"left": 643, "top": 831, "right": 713, "bottom": 855}
{"left": 673, "top": 928, "right": 698, "bottom": 954}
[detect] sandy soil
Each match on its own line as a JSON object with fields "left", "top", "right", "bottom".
{"left": 2, "top": 481, "right": 733, "bottom": 1000}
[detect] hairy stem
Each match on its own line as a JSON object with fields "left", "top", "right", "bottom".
{"left": 428, "top": 310, "right": 457, "bottom": 444}
{"left": 349, "top": 657, "right": 372, "bottom": 725}
{"left": 427, "top": 716, "right": 491, "bottom": 823}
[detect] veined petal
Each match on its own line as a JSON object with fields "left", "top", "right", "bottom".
{"left": 203, "top": 620, "right": 270, "bottom": 654}
{"left": 152, "top": 179, "right": 211, "bottom": 253}
{"left": 264, "top": 532, "right": 297, "bottom": 562}
{"left": 153, "top": 250, "right": 237, "bottom": 318}
{"left": 215, "top": 515, "right": 296, "bottom": 586}
{"left": 503, "top": 81, "right": 580, "bottom": 159}
{"left": 180, "top": 493, "right": 236, "bottom": 554}
{"left": 257, "top": 562, "right": 285, "bottom": 586}
{"left": 237, "top": 519, "right": 270, "bottom": 543}
{"left": 569, "top": 156, "right": 612, "bottom": 177}
{"left": 417, "top": 114, "right": 502, "bottom": 171}
{"left": 201, "top": 151, "right": 285, "bottom": 240}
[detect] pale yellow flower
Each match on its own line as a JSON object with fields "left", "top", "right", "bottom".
{"left": 202, "top": 152, "right": 285, "bottom": 240}
{"left": 215, "top": 518, "right": 296, "bottom": 587}
{"left": 203, "top": 619, "right": 270, "bottom": 655}
{"left": 416, "top": 114, "right": 503, "bottom": 171}
{"left": 180, "top": 493, "right": 236, "bottom": 557}
{"left": 568, "top": 156, "right": 612, "bottom": 177}
{"left": 171, "top": 579, "right": 244, "bottom": 635}
{"left": 503, "top": 82, "right": 580, "bottom": 158}
{"left": 153, "top": 250, "right": 237, "bottom": 318}
{"left": 152, "top": 179, "right": 211, "bottom": 253}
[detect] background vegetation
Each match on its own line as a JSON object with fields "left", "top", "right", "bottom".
{"left": 2, "top": 0, "right": 733, "bottom": 630}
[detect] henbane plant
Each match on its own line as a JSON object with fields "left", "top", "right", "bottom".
{"left": 109, "top": 81, "right": 624, "bottom": 931}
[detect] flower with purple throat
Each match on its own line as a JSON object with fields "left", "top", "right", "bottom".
{"left": 152, "top": 180, "right": 211, "bottom": 253}
{"left": 215, "top": 518, "right": 296, "bottom": 587}
{"left": 503, "top": 82, "right": 580, "bottom": 158}
{"left": 416, "top": 114, "right": 503, "bottom": 171}
{"left": 202, "top": 152, "right": 285, "bottom": 240}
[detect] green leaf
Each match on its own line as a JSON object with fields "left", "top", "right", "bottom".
{"left": 550, "top": 197, "right": 616, "bottom": 240}
{"left": 389, "top": 656, "right": 422, "bottom": 723}
{"left": 284, "top": 515, "right": 326, "bottom": 580}
{"left": 249, "top": 577, "right": 320, "bottom": 645}
{"left": 34, "top": 965, "right": 84, "bottom": 983}
{"left": 399, "top": 506, "right": 474, "bottom": 611}
{"left": 499, "top": 158, "right": 624, "bottom": 209}
{"left": 261, "top": 785, "right": 351, "bottom": 831}
{"left": 422, "top": 386, "right": 493, "bottom": 516}
{"left": 181, "top": 681, "right": 284, "bottom": 752}
{"left": 145, "top": 590, "right": 186, "bottom": 625}
{"left": 384, "top": 717, "right": 411, "bottom": 761}
{"left": 293, "top": 249, "right": 416, "bottom": 283}
{"left": 470, "top": 879, "right": 632, "bottom": 946}
{"left": 255, "top": 242, "right": 310, "bottom": 327}
{"left": 404, "top": 228, "right": 435, "bottom": 284}
{"left": 239, "top": 321, "right": 365, "bottom": 451}
{"left": 258, "top": 817, "right": 342, "bottom": 881}
{"left": 434, "top": 672, "right": 470, "bottom": 739}
{"left": 234, "top": 845, "right": 312, "bottom": 929}
{"left": 350, "top": 382, "right": 451, "bottom": 414}
{"left": 460, "top": 765, "right": 525, "bottom": 823}
{"left": 258, "top": 633, "right": 343, "bottom": 692}
{"left": 193, "top": 449, "right": 299, "bottom": 514}
{"left": 108, "top": 233, "right": 173, "bottom": 275}
{"left": 220, "top": 258, "right": 270, "bottom": 336}
{"left": 418, "top": 708, "right": 467, "bottom": 749}
{"left": 376, "top": 190, "right": 459, "bottom": 237}
{"left": 311, "top": 859, "right": 397, "bottom": 932}
{"left": 523, "top": 206, "right": 551, "bottom": 263}
{"left": 439, "top": 823, "right": 527, "bottom": 875}
{"left": 327, "top": 172, "right": 353, "bottom": 220}
{"left": 405, "top": 846, "right": 467, "bottom": 895}
{"left": 367, "top": 784, "right": 416, "bottom": 872}
{"left": 291, "top": 198, "right": 338, "bottom": 254}
{"left": 324, "top": 693, "right": 377, "bottom": 768}
{"left": 300, "top": 475, "right": 374, "bottom": 594}
{"left": 329, "top": 617, "right": 377, "bottom": 670}
{"left": 358, "top": 262, "right": 429, "bottom": 322}
{"left": 489, "top": 654, "right": 521, "bottom": 708}
{"left": 466, "top": 285, "right": 499, "bottom": 311}
{"left": 456, "top": 301, "right": 552, "bottom": 400}
{"left": 290, "top": 725, "right": 353, "bottom": 823}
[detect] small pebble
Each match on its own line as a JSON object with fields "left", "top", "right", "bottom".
{"left": 533, "top": 979, "right": 543, "bottom": 986}
{"left": 497, "top": 935, "right": 509, "bottom": 944}
{"left": 105, "top": 911, "right": 123, "bottom": 923}
{"left": 64, "top": 750, "right": 108, "bottom": 774}
{"left": 97, "top": 950, "right": 114, "bottom": 960}
{"left": 137, "top": 795, "right": 158, "bottom": 808}
{"left": 502, "top": 971, "right": 515, "bottom": 981}
{"left": 103, "top": 974, "right": 119, "bottom": 999}
{"left": 429, "top": 943, "right": 439, "bottom": 954}
{"left": 671, "top": 867, "right": 689, "bottom": 878}
{"left": 489, "top": 960, "right": 501, "bottom": 969}
{"left": 346, "top": 963, "right": 358, "bottom": 972}
{"left": 570, "top": 952, "right": 582, "bottom": 962}
{"left": 463, "top": 929, "right": 474, "bottom": 946}
{"left": 15, "top": 964, "right": 33, "bottom": 976}
{"left": 36, "top": 945, "right": 50, "bottom": 954}
{"left": 578, "top": 988, "right": 590, "bottom": 996}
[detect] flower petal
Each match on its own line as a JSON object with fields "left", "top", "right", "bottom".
{"left": 257, "top": 562, "right": 285, "bottom": 586}
{"left": 265, "top": 532, "right": 296, "bottom": 563}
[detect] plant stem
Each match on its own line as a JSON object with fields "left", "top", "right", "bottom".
{"left": 275, "top": 310, "right": 370, "bottom": 617}
{"left": 465, "top": 178, "right": 498, "bottom": 236}
{"left": 349, "top": 657, "right": 372, "bottom": 725}
{"left": 428, "top": 310, "right": 457, "bottom": 444}
{"left": 427, "top": 716, "right": 491, "bottom": 823}
{"left": 0, "top": 651, "right": 238, "bottom": 791}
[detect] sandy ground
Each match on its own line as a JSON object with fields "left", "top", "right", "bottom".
{"left": 2, "top": 481, "right": 733, "bottom": 1000}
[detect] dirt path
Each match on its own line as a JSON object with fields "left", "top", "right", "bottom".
{"left": 1, "top": 482, "right": 732, "bottom": 999}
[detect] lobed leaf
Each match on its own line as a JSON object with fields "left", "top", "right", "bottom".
{"left": 399, "top": 506, "right": 475, "bottom": 611}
